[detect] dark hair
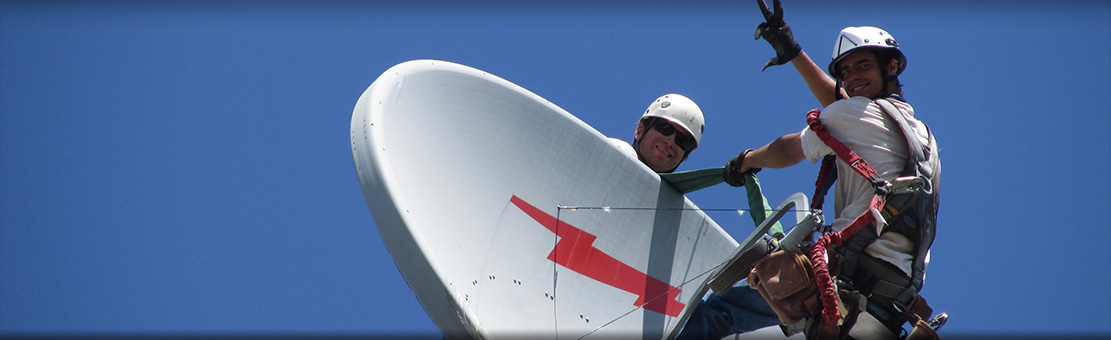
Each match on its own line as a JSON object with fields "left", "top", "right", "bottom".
{"left": 875, "top": 49, "right": 904, "bottom": 96}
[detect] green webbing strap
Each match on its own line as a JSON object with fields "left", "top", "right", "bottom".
{"left": 659, "top": 167, "right": 726, "bottom": 194}
{"left": 743, "top": 172, "right": 785, "bottom": 239}
{"left": 660, "top": 167, "right": 784, "bottom": 238}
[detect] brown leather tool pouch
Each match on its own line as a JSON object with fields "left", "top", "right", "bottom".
{"left": 748, "top": 249, "right": 819, "bottom": 325}
{"left": 905, "top": 296, "right": 941, "bottom": 340}
{"left": 906, "top": 318, "right": 941, "bottom": 340}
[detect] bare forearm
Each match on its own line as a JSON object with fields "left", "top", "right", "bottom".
{"left": 791, "top": 51, "right": 844, "bottom": 107}
{"left": 743, "top": 132, "right": 806, "bottom": 172}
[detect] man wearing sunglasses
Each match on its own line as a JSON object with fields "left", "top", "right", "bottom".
{"left": 611, "top": 93, "right": 704, "bottom": 173}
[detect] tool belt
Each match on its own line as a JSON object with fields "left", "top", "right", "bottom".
{"left": 747, "top": 249, "right": 828, "bottom": 326}
{"left": 749, "top": 249, "right": 939, "bottom": 340}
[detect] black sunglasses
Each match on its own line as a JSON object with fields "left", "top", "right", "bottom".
{"left": 648, "top": 118, "right": 696, "bottom": 152}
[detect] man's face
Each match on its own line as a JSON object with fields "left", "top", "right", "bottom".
{"left": 636, "top": 119, "right": 694, "bottom": 172}
{"left": 836, "top": 50, "right": 897, "bottom": 99}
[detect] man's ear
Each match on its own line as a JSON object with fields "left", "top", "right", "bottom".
{"left": 633, "top": 123, "right": 645, "bottom": 142}
{"left": 888, "top": 58, "right": 900, "bottom": 75}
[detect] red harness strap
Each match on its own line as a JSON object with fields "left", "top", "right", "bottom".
{"left": 811, "top": 197, "right": 884, "bottom": 326}
{"left": 805, "top": 109, "right": 888, "bottom": 190}
{"left": 804, "top": 108, "right": 890, "bottom": 327}
{"left": 811, "top": 155, "right": 837, "bottom": 210}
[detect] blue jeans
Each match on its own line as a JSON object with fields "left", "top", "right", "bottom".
{"left": 677, "top": 283, "right": 780, "bottom": 340}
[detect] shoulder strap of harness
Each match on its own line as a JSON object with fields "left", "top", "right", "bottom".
{"left": 805, "top": 109, "right": 889, "bottom": 195}
{"left": 875, "top": 99, "right": 933, "bottom": 180}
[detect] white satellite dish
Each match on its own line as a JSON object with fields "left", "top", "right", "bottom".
{"left": 350, "top": 60, "right": 747, "bottom": 339}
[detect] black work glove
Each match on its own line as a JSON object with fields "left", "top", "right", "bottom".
{"left": 723, "top": 150, "right": 761, "bottom": 187}
{"left": 755, "top": 0, "right": 802, "bottom": 71}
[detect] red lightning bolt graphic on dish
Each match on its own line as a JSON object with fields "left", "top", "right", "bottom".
{"left": 510, "top": 195, "right": 684, "bottom": 317}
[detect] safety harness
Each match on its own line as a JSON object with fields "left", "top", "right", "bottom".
{"left": 805, "top": 98, "right": 939, "bottom": 338}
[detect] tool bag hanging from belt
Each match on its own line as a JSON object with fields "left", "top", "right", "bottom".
{"left": 802, "top": 98, "right": 940, "bottom": 340}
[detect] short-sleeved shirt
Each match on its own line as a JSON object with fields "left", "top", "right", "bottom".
{"left": 799, "top": 96, "right": 940, "bottom": 275}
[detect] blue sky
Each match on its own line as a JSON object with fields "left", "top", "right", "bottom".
{"left": 2, "top": 0, "right": 1109, "bottom": 337}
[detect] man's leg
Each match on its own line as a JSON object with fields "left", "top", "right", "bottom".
{"left": 677, "top": 284, "right": 779, "bottom": 339}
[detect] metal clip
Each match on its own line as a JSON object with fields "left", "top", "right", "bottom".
{"left": 889, "top": 176, "right": 929, "bottom": 195}
{"left": 779, "top": 210, "right": 824, "bottom": 254}
{"left": 927, "top": 312, "right": 948, "bottom": 331}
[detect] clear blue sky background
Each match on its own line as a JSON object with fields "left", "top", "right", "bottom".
{"left": 2, "top": 0, "right": 1109, "bottom": 338}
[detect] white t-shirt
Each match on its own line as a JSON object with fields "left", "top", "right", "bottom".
{"left": 609, "top": 137, "right": 638, "bottom": 161}
{"left": 798, "top": 96, "right": 940, "bottom": 275}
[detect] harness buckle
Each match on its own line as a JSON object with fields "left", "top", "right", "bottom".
{"left": 890, "top": 176, "right": 930, "bottom": 195}
{"left": 874, "top": 180, "right": 892, "bottom": 197}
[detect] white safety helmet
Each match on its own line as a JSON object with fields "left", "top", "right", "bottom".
{"left": 829, "top": 26, "right": 906, "bottom": 77}
{"left": 641, "top": 94, "right": 704, "bottom": 149}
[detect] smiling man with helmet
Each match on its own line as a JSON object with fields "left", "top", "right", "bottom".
{"left": 611, "top": 93, "right": 705, "bottom": 173}
{"left": 689, "top": 0, "right": 945, "bottom": 339}
{"left": 625, "top": 94, "right": 791, "bottom": 340}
